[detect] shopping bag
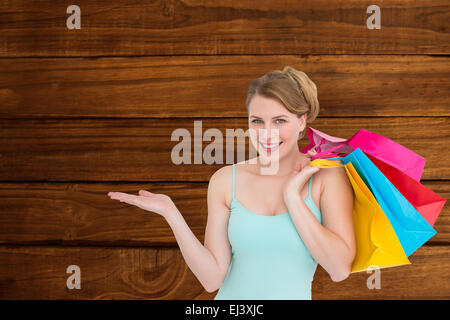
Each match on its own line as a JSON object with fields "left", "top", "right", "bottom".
{"left": 310, "top": 158, "right": 411, "bottom": 273}
{"left": 339, "top": 149, "right": 437, "bottom": 257}
{"left": 302, "top": 127, "right": 351, "bottom": 158}
{"left": 366, "top": 153, "right": 446, "bottom": 227}
{"left": 302, "top": 127, "right": 426, "bottom": 182}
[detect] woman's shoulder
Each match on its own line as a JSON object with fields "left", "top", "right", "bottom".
{"left": 210, "top": 159, "right": 256, "bottom": 181}
{"left": 312, "top": 159, "right": 347, "bottom": 187}
{"left": 234, "top": 159, "right": 260, "bottom": 175}
{"left": 208, "top": 165, "right": 234, "bottom": 208}
{"left": 313, "top": 159, "right": 351, "bottom": 194}
{"left": 209, "top": 164, "right": 233, "bottom": 184}
{"left": 208, "top": 161, "right": 257, "bottom": 207}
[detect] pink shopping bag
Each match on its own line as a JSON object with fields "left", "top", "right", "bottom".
{"left": 302, "top": 127, "right": 426, "bottom": 182}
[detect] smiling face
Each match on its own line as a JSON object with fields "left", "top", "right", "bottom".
{"left": 248, "top": 94, "right": 306, "bottom": 162}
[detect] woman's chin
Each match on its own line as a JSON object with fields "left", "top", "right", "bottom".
{"left": 258, "top": 150, "right": 284, "bottom": 164}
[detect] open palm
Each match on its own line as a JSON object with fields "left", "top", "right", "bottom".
{"left": 107, "top": 190, "right": 176, "bottom": 217}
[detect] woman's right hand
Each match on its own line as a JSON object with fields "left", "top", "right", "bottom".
{"left": 107, "top": 190, "right": 177, "bottom": 219}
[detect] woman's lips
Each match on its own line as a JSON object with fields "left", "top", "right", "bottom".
{"left": 260, "top": 141, "right": 282, "bottom": 152}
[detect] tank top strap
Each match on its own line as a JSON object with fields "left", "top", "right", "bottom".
{"left": 232, "top": 164, "right": 236, "bottom": 200}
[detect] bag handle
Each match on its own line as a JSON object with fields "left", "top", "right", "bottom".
{"left": 311, "top": 151, "right": 348, "bottom": 160}
{"left": 310, "top": 143, "right": 348, "bottom": 159}
{"left": 310, "top": 158, "right": 344, "bottom": 168}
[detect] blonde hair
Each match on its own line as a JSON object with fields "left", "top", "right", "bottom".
{"left": 245, "top": 66, "right": 319, "bottom": 139}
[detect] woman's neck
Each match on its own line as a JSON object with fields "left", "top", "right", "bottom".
{"left": 256, "top": 148, "right": 309, "bottom": 176}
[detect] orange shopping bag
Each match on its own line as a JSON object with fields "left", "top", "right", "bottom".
{"left": 310, "top": 159, "right": 411, "bottom": 272}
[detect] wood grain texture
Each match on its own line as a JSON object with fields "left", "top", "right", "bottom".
{"left": 1, "top": 0, "right": 449, "bottom": 57}
{"left": 0, "top": 181, "right": 447, "bottom": 246}
{"left": 1, "top": 55, "right": 449, "bottom": 118}
{"left": 0, "top": 117, "right": 448, "bottom": 181}
{"left": 1, "top": 0, "right": 448, "bottom": 301}
{"left": 0, "top": 245, "right": 447, "bottom": 299}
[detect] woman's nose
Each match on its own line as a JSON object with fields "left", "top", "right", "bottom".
{"left": 259, "top": 127, "right": 280, "bottom": 141}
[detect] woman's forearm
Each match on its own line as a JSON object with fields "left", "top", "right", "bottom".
{"left": 287, "top": 196, "right": 353, "bottom": 281}
{"left": 164, "top": 208, "right": 222, "bottom": 292}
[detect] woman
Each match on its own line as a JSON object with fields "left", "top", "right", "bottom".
{"left": 108, "top": 66, "right": 356, "bottom": 300}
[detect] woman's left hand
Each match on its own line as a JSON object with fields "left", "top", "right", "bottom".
{"left": 283, "top": 159, "right": 320, "bottom": 207}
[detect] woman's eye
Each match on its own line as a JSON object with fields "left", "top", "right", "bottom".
{"left": 251, "top": 119, "right": 286, "bottom": 124}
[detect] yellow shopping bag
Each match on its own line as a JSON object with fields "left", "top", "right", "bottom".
{"left": 310, "top": 159, "right": 411, "bottom": 273}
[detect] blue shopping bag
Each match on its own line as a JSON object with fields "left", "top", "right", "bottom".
{"left": 335, "top": 148, "right": 436, "bottom": 257}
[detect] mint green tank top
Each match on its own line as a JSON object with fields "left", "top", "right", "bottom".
{"left": 214, "top": 163, "right": 323, "bottom": 300}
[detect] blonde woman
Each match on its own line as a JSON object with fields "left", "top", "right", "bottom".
{"left": 108, "top": 66, "right": 356, "bottom": 300}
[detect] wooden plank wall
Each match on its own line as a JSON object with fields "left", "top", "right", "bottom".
{"left": 0, "top": 1, "right": 449, "bottom": 299}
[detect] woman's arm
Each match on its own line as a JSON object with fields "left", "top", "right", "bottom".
{"left": 164, "top": 207, "right": 225, "bottom": 292}
{"left": 108, "top": 166, "right": 232, "bottom": 293}
{"left": 165, "top": 166, "right": 232, "bottom": 292}
{"left": 284, "top": 165, "right": 356, "bottom": 282}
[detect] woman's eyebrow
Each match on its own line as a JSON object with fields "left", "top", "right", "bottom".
{"left": 250, "top": 115, "right": 288, "bottom": 119}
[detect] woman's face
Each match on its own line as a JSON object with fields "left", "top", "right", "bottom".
{"left": 248, "top": 95, "right": 306, "bottom": 162}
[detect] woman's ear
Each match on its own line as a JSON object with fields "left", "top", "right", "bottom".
{"left": 298, "top": 114, "right": 307, "bottom": 132}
